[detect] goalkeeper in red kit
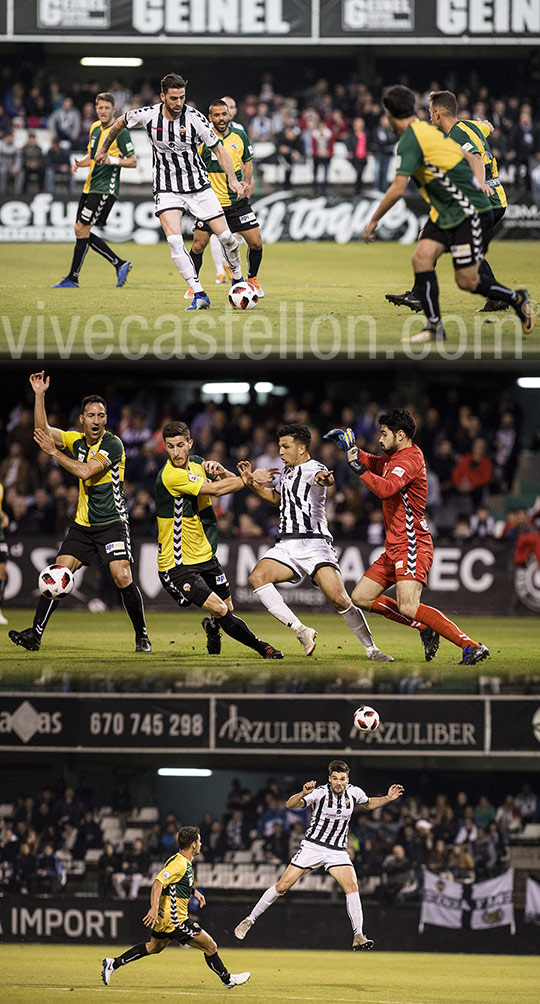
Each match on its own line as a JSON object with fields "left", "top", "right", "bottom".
{"left": 324, "top": 409, "right": 490, "bottom": 666}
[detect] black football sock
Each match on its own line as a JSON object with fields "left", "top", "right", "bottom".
{"left": 247, "top": 246, "right": 262, "bottom": 278}
{"left": 478, "top": 256, "right": 497, "bottom": 285}
{"left": 119, "top": 582, "right": 147, "bottom": 635}
{"left": 190, "top": 249, "right": 203, "bottom": 278}
{"left": 88, "top": 232, "right": 122, "bottom": 268}
{"left": 473, "top": 275, "right": 518, "bottom": 305}
{"left": 204, "top": 951, "right": 230, "bottom": 983}
{"left": 68, "top": 238, "right": 90, "bottom": 281}
{"left": 414, "top": 270, "right": 441, "bottom": 324}
{"left": 33, "top": 595, "right": 60, "bottom": 639}
{"left": 113, "top": 943, "right": 149, "bottom": 970}
{"left": 209, "top": 616, "right": 220, "bottom": 631}
{"left": 218, "top": 610, "right": 265, "bottom": 653}
{"left": 0, "top": 576, "right": 6, "bottom": 605}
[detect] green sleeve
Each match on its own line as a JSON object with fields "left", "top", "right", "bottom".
{"left": 395, "top": 128, "right": 423, "bottom": 177}
{"left": 450, "top": 124, "right": 482, "bottom": 155}
{"left": 117, "top": 128, "right": 135, "bottom": 157}
{"left": 237, "top": 127, "right": 254, "bottom": 162}
{"left": 99, "top": 433, "right": 123, "bottom": 465}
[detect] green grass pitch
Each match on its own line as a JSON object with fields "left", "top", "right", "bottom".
{"left": 0, "top": 241, "right": 537, "bottom": 359}
{"left": 2, "top": 945, "right": 539, "bottom": 1004}
{"left": 0, "top": 609, "right": 538, "bottom": 691}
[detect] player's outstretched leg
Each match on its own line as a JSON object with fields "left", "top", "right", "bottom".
{"left": 9, "top": 593, "right": 60, "bottom": 651}
{"left": 101, "top": 943, "right": 149, "bottom": 985}
{"left": 252, "top": 582, "right": 317, "bottom": 655}
{"left": 116, "top": 577, "right": 151, "bottom": 653}
{"left": 235, "top": 883, "right": 285, "bottom": 939}
{"left": 202, "top": 616, "right": 222, "bottom": 654}
{"left": 314, "top": 566, "right": 394, "bottom": 662}
{"left": 217, "top": 608, "right": 283, "bottom": 659}
{"left": 209, "top": 233, "right": 227, "bottom": 282}
{"left": 368, "top": 595, "right": 489, "bottom": 665}
{"left": 385, "top": 289, "right": 422, "bottom": 312}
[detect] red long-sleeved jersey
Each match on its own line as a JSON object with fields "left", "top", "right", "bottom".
{"left": 356, "top": 444, "right": 432, "bottom": 559}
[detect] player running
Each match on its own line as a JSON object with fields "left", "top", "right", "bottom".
{"left": 52, "top": 92, "right": 136, "bottom": 289}
{"left": 237, "top": 422, "right": 393, "bottom": 661}
{"left": 102, "top": 825, "right": 249, "bottom": 990}
{"left": 0, "top": 481, "right": 9, "bottom": 624}
{"left": 185, "top": 98, "right": 264, "bottom": 300}
{"left": 324, "top": 409, "right": 490, "bottom": 666}
{"left": 364, "top": 84, "right": 534, "bottom": 342}
{"left": 9, "top": 372, "right": 150, "bottom": 653}
{"left": 386, "top": 89, "right": 510, "bottom": 316}
{"left": 156, "top": 420, "right": 282, "bottom": 659}
{"left": 234, "top": 760, "right": 403, "bottom": 950}
{"left": 95, "top": 73, "right": 245, "bottom": 311}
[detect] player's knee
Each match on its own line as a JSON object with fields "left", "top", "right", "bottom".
{"left": 351, "top": 586, "right": 368, "bottom": 609}
{"left": 455, "top": 270, "right": 475, "bottom": 291}
{"left": 205, "top": 937, "right": 218, "bottom": 954}
{"left": 248, "top": 568, "right": 264, "bottom": 588}
{"left": 213, "top": 599, "right": 229, "bottom": 618}
{"left": 167, "top": 234, "right": 185, "bottom": 258}
{"left": 274, "top": 881, "right": 288, "bottom": 895}
{"left": 397, "top": 598, "right": 417, "bottom": 619}
{"left": 112, "top": 566, "right": 132, "bottom": 589}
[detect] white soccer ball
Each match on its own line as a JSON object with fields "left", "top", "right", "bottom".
{"left": 38, "top": 563, "right": 75, "bottom": 599}
{"left": 353, "top": 705, "right": 380, "bottom": 732}
{"left": 228, "top": 281, "right": 259, "bottom": 310}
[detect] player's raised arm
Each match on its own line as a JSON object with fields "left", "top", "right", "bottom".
{"left": 30, "top": 371, "right": 63, "bottom": 445}
{"left": 94, "top": 114, "right": 127, "bottom": 163}
{"left": 286, "top": 780, "right": 317, "bottom": 809}
{"left": 323, "top": 429, "right": 384, "bottom": 475}
{"left": 365, "top": 783, "right": 404, "bottom": 811}
{"left": 237, "top": 461, "right": 281, "bottom": 506}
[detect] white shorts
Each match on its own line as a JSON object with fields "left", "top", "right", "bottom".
{"left": 290, "top": 839, "right": 353, "bottom": 872}
{"left": 262, "top": 537, "right": 340, "bottom": 583}
{"left": 155, "top": 187, "right": 225, "bottom": 222}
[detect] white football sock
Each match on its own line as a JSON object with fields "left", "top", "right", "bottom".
{"left": 167, "top": 234, "right": 203, "bottom": 292}
{"left": 210, "top": 233, "right": 225, "bottom": 275}
{"left": 345, "top": 891, "right": 364, "bottom": 934}
{"left": 338, "top": 603, "right": 374, "bottom": 650}
{"left": 216, "top": 227, "right": 242, "bottom": 279}
{"left": 253, "top": 583, "right": 303, "bottom": 632}
{"left": 248, "top": 884, "right": 283, "bottom": 922}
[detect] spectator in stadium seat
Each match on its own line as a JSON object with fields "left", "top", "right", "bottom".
{"left": 48, "top": 97, "right": 81, "bottom": 149}
{"left": 33, "top": 842, "right": 64, "bottom": 894}
{"left": 14, "top": 841, "right": 36, "bottom": 894}
{"left": 45, "top": 135, "right": 72, "bottom": 193}
{"left": 249, "top": 102, "right": 274, "bottom": 142}
{"left": 432, "top": 806, "right": 459, "bottom": 845}
{"left": 113, "top": 838, "right": 149, "bottom": 899}
{"left": 263, "top": 821, "right": 288, "bottom": 863}
{"left": 514, "top": 783, "right": 539, "bottom": 824}
{"left": 311, "top": 118, "right": 334, "bottom": 194}
{"left": 225, "top": 809, "right": 249, "bottom": 852}
{"left": 0, "top": 132, "right": 21, "bottom": 194}
{"left": 205, "top": 820, "right": 227, "bottom": 864}
{"left": 447, "top": 844, "right": 475, "bottom": 883}
{"left": 474, "top": 795, "right": 496, "bottom": 829}
{"left": 275, "top": 123, "right": 304, "bottom": 189}
{"left": 455, "top": 816, "right": 478, "bottom": 846}
{"left": 472, "top": 826, "right": 498, "bottom": 880}
{"left": 73, "top": 809, "right": 103, "bottom": 860}
{"left": 53, "top": 787, "right": 84, "bottom": 829}
{"left": 495, "top": 794, "right": 522, "bottom": 837}
{"left": 369, "top": 113, "right": 396, "bottom": 192}
{"left": 98, "top": 841, "right": 121, "bottom": 897}
{"left": 492, "top": 411, "right": 519, "bottom": 492}
{"left": 451, "top": 438, "right": 494, "bottom": 507}
{"left": 507, "top": 108, "right": 540, "bottom": 193}
{"left": 380, "top": 844, "right": 415, "bottom": 902}
{"left": 20, "top": 132, "right": 45, "bottom": 192}
{"left": 427, "top": 838, "right": 450, "bottom": 875}
{"left": 469, "top": 505, "right": 496, "bottom": 539}
{"left": 347, "top": 117, "right": 367, "bottom": 193}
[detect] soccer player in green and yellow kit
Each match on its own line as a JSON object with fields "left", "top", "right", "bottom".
{"left": 101, "top": 825, "right": 250, "bottom": 990}
{"left": 387, "top": 89, "right": 510, "bottom": 316}
{"left": 155, "top": 420, "right": 282, "bottom": 659}
{"left": 364, "top": 84, "right": 534, "bottom": 342}
{"left": 0, "top": 481, "right": 9, "bottom": 625}
{"left": 8, "top": 371, "right": 150, "bottom": 653}
{"left": 186, "top": 98, "right": 264, "bottom": 298}
{"left": 52, "top": 92, "right": 137, "bottom": 289}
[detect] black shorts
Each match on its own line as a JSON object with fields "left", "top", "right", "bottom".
{"left": 195, "top": 198, "right": 259, "bottom": 235}
{"left": 77, "top": 192, "right": 116, "bottom": 228}
{"left": 422, "top": 210, "right": 494, "bottom": 269}
{"left": 58, "top": 521, "right": 132, "bottom": 567}
{"left": 0, "top": 540, "right": 7, "bottom": 563}
{"left": 159, "top": 556, "right": 230, "bottom": 607}
{"left": 152, "top": 919, "right": 201, "bottom": 943}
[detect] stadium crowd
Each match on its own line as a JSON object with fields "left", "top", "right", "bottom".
{"left": 0, "top": 380, "right": 537, "bottom": 548}
{"left": 0, "top": 777, "right": 538, "bottom": 900}
{"left": 0, "top": 65, "right": 539, "bottom": 197}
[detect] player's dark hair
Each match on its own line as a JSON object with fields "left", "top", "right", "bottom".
{"left": 383, "top": 85, "right": 416, "bottom": 120}
{"left": 328, "top": 759, "right": 350, "bottom": 776}
{"left": 430, "top": 90, "right": 458, "bottom": 116}
{"left": 95, "top": 92, "right": 115, "bottom": 106}
{"left": 209, "top": 98, "right": 228, "bottom": 112}
{"left": 162, "top": 420, "right": 191, "bottom": 441}
{"left": 81, "top": 395, "right": 107, "bottom": 413}
{"left": 379, "top": 408, "right": 416, "bottom": 440}
{"left": 278, "top": 423, "right": 311, "bottom": 448}
{"left": 161, "top": 73, "right": 188, "bottom": 94}
{"left": 177, "top": 825, "right": 200, "bottom": 849}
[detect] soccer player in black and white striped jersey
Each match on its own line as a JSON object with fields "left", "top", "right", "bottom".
{"left": 234, "top": 760, "right": 404, "bottom": 950}
{"left": 95, "top": 73, "right": 245, "bottom": 310}
{"left": 237, "top": 423, "right": 393, "bottom": 661}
